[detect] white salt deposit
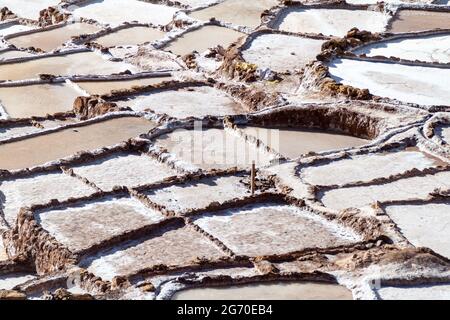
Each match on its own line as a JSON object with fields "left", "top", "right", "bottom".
{"left": 0, "top": 172, "right": 96, "bottom": 226}
{"left": 385, "top": 203, "right": 450, "bottom": 258}
{"left": 377, "top": 284, "right": 450, "bottom": 300}
{"left": 301, "top": 150, "right": 438, "bottom": 186}
{"left": 242, "top": 34, "right": 325, "bottom": 72}
{"left": 320, "top": 171, "right": 450, "bottom": 210}
{"left": 328, "top": 58, "right": 450, "bottom": 106}
{"left": 70, "top": 153, "right": 177, "bottom": 191}
{"left": 354, "top": 34, "right": 450, "bottom": 64}
{"left": 275, "top": 8, "right": 388, "bottom": 37}
{"left": 69, "top": 0, "right": 178, "bottom": 26}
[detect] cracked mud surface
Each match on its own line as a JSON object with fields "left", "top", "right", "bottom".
{"left": 0, "top": 0, "right": 449, "bottom": 300}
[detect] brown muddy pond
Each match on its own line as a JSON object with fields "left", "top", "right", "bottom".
{"left": 0, "top": 117, "right": 156, "bottom": 170}
{"left": 388, "top": 10, "right": 450, "bottom": 33}
{"left": 7, "top": 23, "right": 101, "bottom": 52}
{"left": 172, "top": 282, "right": 353, "bottom": 300}
{"left": 93, "top": 26, "right": 165, "bottom": 47}
{"left": 0, "top": 51, "right": 137, "bottom": 81}
{"left": 0, "top": 83, "right": 81, "bottom": 118}
{"left": 163, "top": 25, "right": 244, "bottom": 56}
{"left": 240, "top": 127, "right": 370, "bottom": 159}
{"left": 76, "top": 76, "right": 172, "bottom": 95}
{"left": 190, "top": 0, "right": 278, "bottom": 29}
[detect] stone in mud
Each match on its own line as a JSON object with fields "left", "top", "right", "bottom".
{"left": 73, "top": 96, "right": 125, "bottom": 120}
{"left": 0, "top": 290, "right": 27, "bottom": 300}
{"left": 38, "top": 7, "right": 70, "bottom": 26}
{"left": 50, "top": 288, "right": 94, "bottom": 300}
{"left": 0, "top": 6, "right": 16, "bottom": 20}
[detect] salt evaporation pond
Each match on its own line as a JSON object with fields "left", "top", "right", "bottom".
{"left": 38, "top": 197, "right": 166, "bottom": 253}
{"left": 115, "top": 85, "right": 244, "bottom": 118}
{"left": 190, "top": 0, "right": 278, "bottom": 29}
{"left": 154, "top": 128, "right": 275, "bottom": 170}
{"left": 69, "top": 0, "right": 178, "bottom": 26}
{"left": 0, "top": 117, "right": 157, "bottom": 170}
{"left": 274, "top": 8, "right": 387, "bottom": 37}
{"left": 172, "top": 282, "right": 353, "bottom": 300}
{"left": 8, "top": 23, "right": 101, "bottom": 52}
{"left": 93, "top": 26, "right": 165, "bottom": 47}
{"left": 354, "top": 34, "right": 450, "bottom": 64}
{"left": 242, "top": 34, "right": 325, "bottom": 72}
{"left": 388, "top": 10, "right": 450, "bottom": 33}
{"left": 240, "top": 126, "right": 369, "bottom": 159}
{"left": 85, "top": 226, "right": 226, "bottom": 281}
{"left": 193, "top": 203, "right": 361, "bottom": 255}
{"left": 320, "top": 171, "right": 450, "bottom": 210}
{"left": 163, "top": 25, "right": 244, "bottom": 56}
{"left": 328, "top": 58, "right": 450, "bottom": 106}
{"left": 0, "top": 51, "right": 138, "bottom": 81}
{"left": 0, "top": 83, "right": 83, "bottom": 118}
{"left": 385, "top": 203, "right": 450, "bottom": 258}
{"left": 300, "top": 148, "right": 443, "bottom": 186}
{"left": 69, "top": 153, "right": 178, "bottom": 191}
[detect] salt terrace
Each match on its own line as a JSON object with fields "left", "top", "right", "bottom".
{"left": 0, "top": 0, "right": 449, "bottom": 301}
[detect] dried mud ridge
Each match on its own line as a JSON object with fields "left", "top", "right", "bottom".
{"left": 0, "top": 0, "right": 449, "bottom": 300}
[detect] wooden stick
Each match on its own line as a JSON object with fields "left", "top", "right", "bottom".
{"left": 251, "top": 161, "right": 256, "bottom": 196}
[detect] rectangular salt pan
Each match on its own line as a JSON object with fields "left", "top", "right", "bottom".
{"left": 194, "top": 204, "right": 361, "bottom": 256}
{"left": 38, "top": 197, "right": 165, "bottom": 252}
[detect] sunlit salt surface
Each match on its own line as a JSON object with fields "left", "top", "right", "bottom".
{"left": 0, "top": 23, "right": 35, "bottom": 37}
{"left": 69, "top": 0, "right": 178, "bottom": 26}
{"left": 0, "top": 51, "right": 138, "bottom": 81}
{"left": 0, "top": 49, "right": 34, "bottom": 60}
{"left": 0, "top": 172, "right": 96, "bottom": 226}
{"left": 163, "top": 25, "right": 244, "bottom": 56}
{"left": 92, "top": 26, "right": 165, "bottom": 47}
{"left": 172, "top": 281, "right": 353, "bottom": 300}
{"left": 388, "top": 10, "right": 450, "bottom": 33}
{"left": 0, "top": 83, "right": 83, "bottom": 118}
{"left": 154, "top": 128, "right": 275, "bottom": 170}
{"left": 301, "top": 149, "right": 442, "bottom": 186}
{"left": 85, "top": 226, "right": 226, "bottom": 281}
{"left": 377, "top": 284, "right": 450, "bottom": 300}
{"left": 354, "top": 34, "right": 450, "bottom": 64}
{"left": 38, "top": 197, "right": 165, "bottom": 252}
{"left": 194, "top": 204, "right": 361, "bottom": 256}
{"left": 274, "top": 8, "right": 388, "bottom": 37}
{"left": 115, "top": 85, "right": 244, "bottom": 118}
{"left": 320, "top": 171, "right": 450, "bottom": 210}
{"left": 190, "top": 0, "right": 279, "bottom": 29}
{"left": 0, "top": 117, "right": 157, "bottom": 170}
{"left": 242, "top": 34, "right": 325, "bottom": 72}
{"left": 240, "top": 126, "right": 369, "bottom": 159}
{"left": 328, "top": 58, "right": 450, "bottom": 106}
{"left": 385, "top": 203, "right": 450, "bottom": 258}
{"left": 8, "top": 23, "right": 101, "bottom": 52}
{"left": 144, "top": 175, "right": 248, "bottom": 214}
{"left": 70, "top": 153, "right": 178, "bottom": 191}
